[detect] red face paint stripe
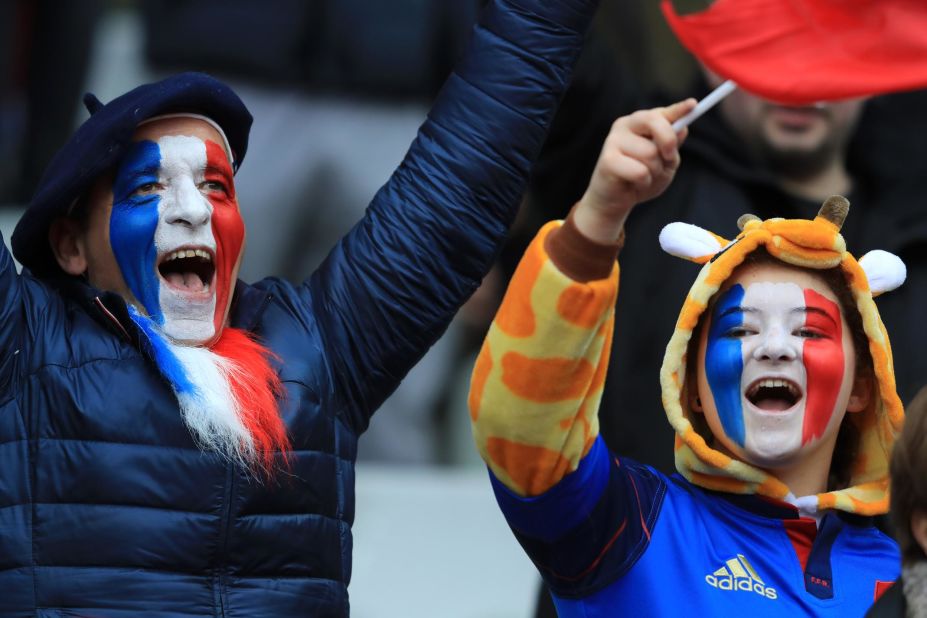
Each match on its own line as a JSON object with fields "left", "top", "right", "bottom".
{"left": 204, "top": 140, "right": 235, "bottom": 198}
{"left": 801, "top": 289, "right": 845, "bottom": 443}
{"left": 205, "top": 140, "right": 245, "bottom": 337}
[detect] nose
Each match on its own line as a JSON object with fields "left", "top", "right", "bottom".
{"left": 164, "top": 179, "right": 211, "bottom": 228}
{"left": 753, "top": 326, "right": 797, "bottom": 362}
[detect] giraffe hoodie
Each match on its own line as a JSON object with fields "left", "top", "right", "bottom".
{"left": 470, "top": 199, "right": 905, "bottom": 617}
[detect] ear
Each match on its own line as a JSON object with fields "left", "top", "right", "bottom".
{"left": 689, "top": 386, "right": 704, "bottom": 414}
{"left": 49, "top": 217, "right": 88, "bottom": 276}
{"left": 659, "top": 222, "right": 728, "bottom": 264}
{"left": 859, "top": 250, "right": 906, "bottom": 296}
{"left": 846, "top": 372, "right": 872, "bottom": 413}
{"left": 912, "top": 509, "right": 927, "bottom": 557}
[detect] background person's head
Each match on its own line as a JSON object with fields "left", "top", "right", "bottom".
{"left": 890, "top": 385, "right": 927, "bottom": 565}
{"left": 703, "top": 69, "right": 865, "bottom": 189}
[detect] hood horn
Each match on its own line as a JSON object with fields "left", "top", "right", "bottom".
{"left": 818, "top": 195, "right": 849, "bottom": 230}
{"left": 737, "top": 214, "right": 761, "bottom": 231}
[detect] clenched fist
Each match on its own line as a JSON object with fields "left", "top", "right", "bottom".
{"left": 574, "top": 99, "right": 697, "bottom": 244}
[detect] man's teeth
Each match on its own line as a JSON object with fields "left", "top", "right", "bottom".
{"left": 164, "top": 248, "right": 212, "bottom": 262}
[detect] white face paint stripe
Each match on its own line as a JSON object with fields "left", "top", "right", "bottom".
{"left": 154, "top": 135, "right": 218, "bottom": 343}
{"left": 138, "top": 113, "right": 235, "bottom": 168}
{"left": 738, "top": 282, "right": 808, "bottom": 460}
{"left": 154, "top": 135, "right": 215, "bottom": 250}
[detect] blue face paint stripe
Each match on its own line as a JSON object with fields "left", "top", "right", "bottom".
{"left": 110, "top": 140, "right": 163, "bottom": 323}
{"left": 705, "top": 284, "right": 746, "bottom": 447}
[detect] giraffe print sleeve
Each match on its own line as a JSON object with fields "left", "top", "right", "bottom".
{"left": 469, "top": 218, "right": 620, "bottom": 497}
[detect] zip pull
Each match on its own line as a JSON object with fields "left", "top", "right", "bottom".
{"left": 94, "top": 296, "right": 132, "bottom": 342}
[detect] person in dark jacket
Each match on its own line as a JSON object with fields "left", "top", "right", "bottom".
{"left": 867, "top": 385, "right": 927, "bottom": 617}
{"left": 0, "top": 0, "right": 599, "bottom": 614}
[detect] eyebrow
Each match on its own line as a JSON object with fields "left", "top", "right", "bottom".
{"left": 718, "top": 306, "right": 756, "bottom": 318}
{"left": 720, "top": 304, "right": 837, "bottom": 325}
{"left": 123, "top": 167, "right": 160, "bottom": 180}
{"left": 205, "top": 163, "right": 232, "bottom": 177}
{"left": 791, "top": 306, "right": 838, "bottom": 325}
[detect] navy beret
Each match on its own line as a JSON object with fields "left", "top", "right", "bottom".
{"left": 12, "top": 71, "right": 252, "bottom": 276}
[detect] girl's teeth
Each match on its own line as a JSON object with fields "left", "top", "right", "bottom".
{"left": 750, "top": 379, "right": 799, "bottom": 397}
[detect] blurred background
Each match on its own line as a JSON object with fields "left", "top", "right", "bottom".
{"left": 6, "top": 0, "right": 925, "bottom": 616}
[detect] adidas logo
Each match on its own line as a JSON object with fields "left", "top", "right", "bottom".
{"left": 705, "top": 554, "right": 778, "bottom": 600}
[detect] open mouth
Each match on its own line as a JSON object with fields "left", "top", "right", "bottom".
{"left": 745, "top": 378, "right": 803, "bottom": 412}
{"left": 769, "top": 106, "right": 826, "bottom": 131}
{"left": 158, "top": 248, "right": 216, "bottom": 295}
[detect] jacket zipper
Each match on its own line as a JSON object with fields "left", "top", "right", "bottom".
{"left": 93, "top": 295, "right": 244, "bottom": 612}
{"left": 214, "top": 463, "right": 235, "bottom": 616}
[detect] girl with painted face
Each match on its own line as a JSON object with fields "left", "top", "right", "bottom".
{"left": 468, "top": 102, "right": 906, "bottom": 616}
{"left": 693, "top": 252, "right": 872, "bottom": 497}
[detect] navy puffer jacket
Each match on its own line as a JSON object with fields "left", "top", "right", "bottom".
{"left": 0, "top": 0, "right": 598, "bottom": 615}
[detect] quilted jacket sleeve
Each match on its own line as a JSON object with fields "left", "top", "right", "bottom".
{"left": 0, "top": 237, "right": 26, "bottom": 387}
{"left": 304, "top": 0, "right": 601, "bottom": 432}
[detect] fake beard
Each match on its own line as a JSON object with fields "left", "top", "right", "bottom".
{"left": 128, "top": 306, "right": 290, "bottom": 477}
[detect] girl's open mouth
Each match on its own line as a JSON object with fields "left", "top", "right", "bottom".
{"left": 745, "top": 378, "right": 803, "bottom": 412}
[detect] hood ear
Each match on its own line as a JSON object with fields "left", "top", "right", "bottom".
{"left": 858, "top": 250, "right": 906, "bottom": 297}
{"left": 659, "top": 222, "right": 728, "bottom": 264}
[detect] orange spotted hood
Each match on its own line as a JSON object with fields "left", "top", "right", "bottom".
{"left": 658, "top": 196, "right": 905, "bottom": 515}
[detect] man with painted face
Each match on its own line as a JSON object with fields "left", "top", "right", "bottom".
{"left": 470, "top": 102, "right": 906, "bottom": 615}
{"left": 0, "top": 0, "right": 601, "bottom": 613}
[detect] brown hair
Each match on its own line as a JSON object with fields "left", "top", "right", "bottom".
{"left": 890, "top": 386, "right": 927, "bottom": 564}
{"left": 685, "top": 247, "right": 873, "bottom": 490}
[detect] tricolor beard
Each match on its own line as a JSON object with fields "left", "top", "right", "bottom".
{"left": 129, "top": 307, "right": 290, "bottom": 478}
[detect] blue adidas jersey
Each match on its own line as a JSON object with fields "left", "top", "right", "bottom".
{"left": 492, "top": 438, "right": 900, "bottom": 617}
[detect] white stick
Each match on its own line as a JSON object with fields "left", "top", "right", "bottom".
{"left": 672, "top": 79, "right": 738, "bottom": 132}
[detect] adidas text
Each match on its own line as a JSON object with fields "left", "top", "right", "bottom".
{"left": 705, "top": 573, "right": 778, "bottom": 599}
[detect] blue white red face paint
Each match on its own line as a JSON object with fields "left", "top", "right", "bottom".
{"left": 107, "top": 118, "right": 289, "bottom": 475}
{"left": 704, "top": 280, "right": 847, "bottom": 460}
{"left": 110, "top": 133, "right": 244, "bottom": 344}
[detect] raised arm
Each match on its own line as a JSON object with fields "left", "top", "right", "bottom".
{"left": 305, "top": 0, "right": 603, "bottom": 429}
{"left": 470, "top": 215, "right": 618, "bottom": 495}
{"left": 468, "top": 101, "right": 694, "bottom": 595}
{"left": 473, "top": 100, "right": 695, "bottom": 492}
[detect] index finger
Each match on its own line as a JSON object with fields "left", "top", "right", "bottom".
{"left": 651, "top": 100, "right": 696, "bottom": 158}
{"left": 661, "top": 98, "right": 698, "bottom": 125}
